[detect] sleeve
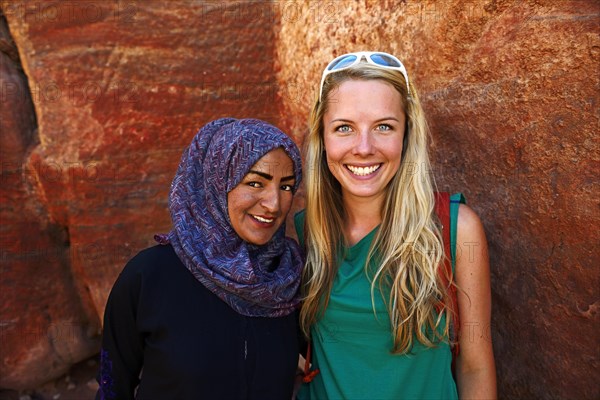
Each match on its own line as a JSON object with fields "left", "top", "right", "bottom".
{"left": 295, "top": 309, "right": 308, "bottom": 357}
{"left": 96, "top": 258, "right": 145, "bottom": 400}
{"left": 449, "top": 193, "right": 466, "bottom": 273}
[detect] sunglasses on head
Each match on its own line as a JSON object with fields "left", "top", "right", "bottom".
{"left": 319, "top": 51, "right": 410, "bottom": 101}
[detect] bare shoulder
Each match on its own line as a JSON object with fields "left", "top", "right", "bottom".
{"left": 455, "top": 203, "right": 489, "bottom": 282}
{"left": 457, "top": 203, "right": 487, "bottom": 242}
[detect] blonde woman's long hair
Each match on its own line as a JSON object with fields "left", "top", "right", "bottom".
{"left": 300, "top": 63, "right": 453, "bottom": 353}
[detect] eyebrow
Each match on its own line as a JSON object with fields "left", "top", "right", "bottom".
{"left": 374, "top": 117, "right": 401, "bottom": 123}
{"left": 329, "top": 117, "right": 401, "bottom": 125}
{"left": 248, "top": 170, "right": 295, "bottom": 182}
{"left": 328, "top": 118, "right": 352, "bottom": 125}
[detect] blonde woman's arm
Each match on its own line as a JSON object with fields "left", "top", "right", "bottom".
{"left": 454, "top": 204, "right": 497, "bottom": 399}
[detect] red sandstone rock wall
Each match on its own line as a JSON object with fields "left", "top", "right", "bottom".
{"left": 1, "top": 12, "right": 101, "bottom": 389}
{"left": 1, "top": 0, "right": 598, "bottom": 397}
{"left": 1, "top": 0, "right": 289, "bottom": 389}
{"left": 275, "top": 1, "right": 599, "bottom": 399}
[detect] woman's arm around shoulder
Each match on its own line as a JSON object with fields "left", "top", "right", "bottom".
{"left": 454, "top": 204, "right": 497, "bottom": 400}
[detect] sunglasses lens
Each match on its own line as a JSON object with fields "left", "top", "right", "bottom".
{"left": 328, "top": 55, "right": 358, "bottom": 71}
{"left": 370, "top": 53, "right": 402, "bottom": 68}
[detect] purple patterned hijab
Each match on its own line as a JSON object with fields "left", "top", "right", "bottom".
{"left": 156, "top": 118, "right": 303, "bottom": 317}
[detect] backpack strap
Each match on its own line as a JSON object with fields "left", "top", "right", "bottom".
{"left": 434, "top": 192, "right": 460, "bottom": 363}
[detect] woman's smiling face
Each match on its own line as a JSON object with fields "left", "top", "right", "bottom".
{"left": 227, "top": 147, "right": 296, "bottom": 245}
{"left": 323, "top": 79, "right": 406, "bottom": 206}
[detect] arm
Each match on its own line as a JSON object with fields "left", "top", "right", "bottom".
{"left": 454, "top": 204, "right": 497, "bottom": 399}
{"left": 96, "top": 261, "right": 145, "bottom": 400}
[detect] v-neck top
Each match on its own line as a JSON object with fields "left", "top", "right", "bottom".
{"left": 295, "top": 209, "right": 459, "bottom": 400}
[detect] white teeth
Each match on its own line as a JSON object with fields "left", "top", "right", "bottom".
{"left": 347, "top": 164, "right": 381, "bottom": 176}
{"left": 252, "top": 215, "right": 274, "bottom": 223}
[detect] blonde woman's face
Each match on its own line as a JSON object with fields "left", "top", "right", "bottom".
{"left": 323, "top": 79, "right": 406, "bottom": 206}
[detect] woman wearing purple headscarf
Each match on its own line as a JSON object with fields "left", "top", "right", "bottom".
{"left": 96, "top": 118, "right": 304, "bottom": 399}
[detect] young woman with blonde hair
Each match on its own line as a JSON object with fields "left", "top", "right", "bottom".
{"left": 295, "top": 52, "right": 496, "bottom": 399}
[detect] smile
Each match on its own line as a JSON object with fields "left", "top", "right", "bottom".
{"left": 346, "top": 164, "right": 381, "bottom": 176}
{"left": 251, "top": 214, "right": 274, "bottom": 223}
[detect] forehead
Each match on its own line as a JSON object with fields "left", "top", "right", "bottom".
{"left": 250, "top": 147, "right": 294, "bottom": 174}
{"left": 325, "top": 79, "right": 404, "bottom": 119}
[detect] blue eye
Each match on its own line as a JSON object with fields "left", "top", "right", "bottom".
{"left": 377, "top": 124, "right": 392, "bottom": 131}
{"left": 336, "top": 125, "right": 351, "bottom": 133}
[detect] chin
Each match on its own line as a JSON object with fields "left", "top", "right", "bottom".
{"left": 244, "top": 235, "right": 271, "bottom": 246}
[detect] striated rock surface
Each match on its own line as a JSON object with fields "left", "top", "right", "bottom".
{"left": 1, "top": 0, "right": 290, "bottom": 389}
{"left": 275, "top": 1, "right": 599, "bottom": 399}
{"left": 0, "top": 12, "right": 100, "bottom": 389}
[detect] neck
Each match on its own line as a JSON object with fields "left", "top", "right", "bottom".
{"left": 342, "top": 193, "right": 384, "bottom": 246}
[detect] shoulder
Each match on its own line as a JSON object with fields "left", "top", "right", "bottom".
{"left": 457, "top": 204, "right": 486, "bottom": 241}
{"left": 293, "top": 209, "right": 306, "bottom": 242}
{"left": 130, "top": 244, "right": 178, "bottom": 266}
{"left": 455, "top": 204, "right": 490, "bottom": 282}
{"left": 294, "top": 209, "right": 306, "bottom": 226}
{"left": 107, "top": 244, "right": 184, "bottom": 305}
{"left": 117, "top": 244, "right": 180, "bottom": 284}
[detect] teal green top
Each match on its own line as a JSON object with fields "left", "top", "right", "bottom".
{"left": 295, "top": 193, "right": 464, "bottom": 400}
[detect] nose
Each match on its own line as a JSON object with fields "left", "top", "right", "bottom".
{"left": 260, "top": 185, "right": 280, "bottom": 214}
{"left": 352, "top": 130, "right": 374, "bottom": 156}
